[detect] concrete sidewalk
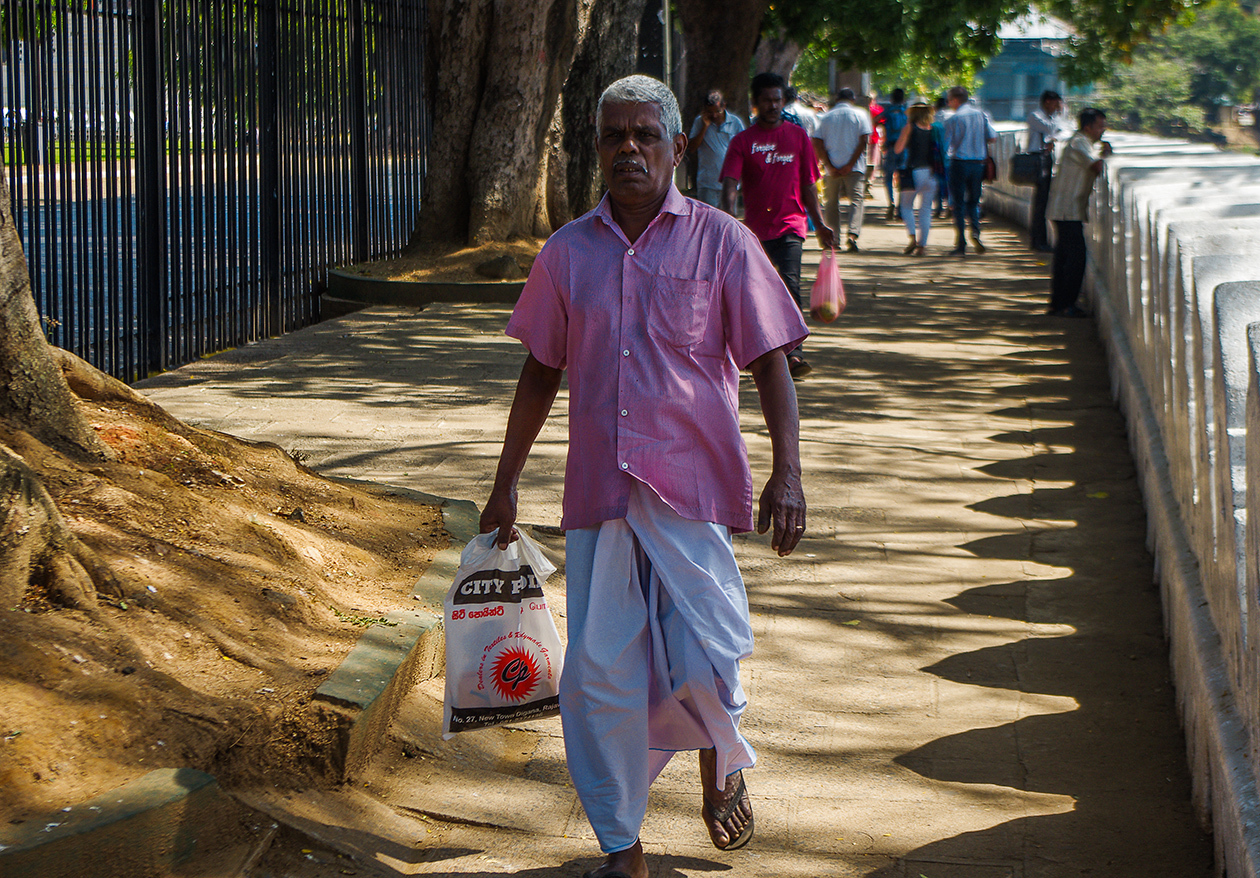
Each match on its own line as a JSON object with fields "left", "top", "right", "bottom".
{"left": 140, "top": 208, "right": 1213, "bottom": 877}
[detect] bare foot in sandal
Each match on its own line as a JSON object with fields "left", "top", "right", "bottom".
{"left": 698, "top": 747, "right": 754, "bottom": 850}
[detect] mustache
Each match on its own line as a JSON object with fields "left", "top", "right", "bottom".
{"left": 613, "top": 159, "right": 646, "bottom": 173}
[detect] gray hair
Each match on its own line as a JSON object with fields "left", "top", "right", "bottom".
{"left": 596, "top": 75, "right": 683, "bottom": 139}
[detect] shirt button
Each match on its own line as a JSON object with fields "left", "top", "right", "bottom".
{"left": 627, "top": 248, "right": 635, "bottom": 255}
{"left": 622, "top": 349, "right": 630, "bottom": 357}
{"left": 620, "top": 462, "right": 629, "bottom": 470}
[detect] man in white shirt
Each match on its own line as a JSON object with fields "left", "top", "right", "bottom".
{"left": 1026, "top": 90, "right": 1066, "bottom": 251}
{"left": 785, "top": 87, "right": 818, "bottom": 137}
{"left": 1046, "top": 107, "right": 1112, "bottom": 317}
{"left": 688, "top": 90, "right": 746, "bottom": 208}
{"left": 812, "top": 88, "right": 873, "bottom": 253}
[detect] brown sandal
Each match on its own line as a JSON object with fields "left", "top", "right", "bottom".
{"left": 703, "top": 770, "right": 755, "bottom": 851}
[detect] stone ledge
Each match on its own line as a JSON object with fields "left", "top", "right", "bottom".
{"left": 313, "top": 480, "right": 478, "bottom": 779}
{"left": 0, "top": 769, "right": 262, "bottom": 878}
{"left": 327, "top": 268, "right": 524, "bottom": 309}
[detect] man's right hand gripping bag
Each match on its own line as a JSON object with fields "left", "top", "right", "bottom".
{"left": 442, "top": 531, "right": 563, "bottom": 737}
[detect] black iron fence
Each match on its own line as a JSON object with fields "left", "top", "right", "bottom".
{"left": 2, "top": 0, "right": 427, "bottom": 383}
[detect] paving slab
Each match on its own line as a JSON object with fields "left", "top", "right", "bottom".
{"left": 136, "top": 199, "right": 1215, "bottom": 876}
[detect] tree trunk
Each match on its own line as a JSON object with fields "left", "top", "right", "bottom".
{"left": 557, "top": 0, "right": 648, "bottom": 224}
{"left": 752, "top": 32, "right": 803, "bottom": 84}
{"left": 412, "top": 0, "right": 494, "bottom": 245}
{"left": 675, "top": 0, "right": 770, "bottom": 127}
{"left": 466, "top": 0, "right": 579, "bottom": 244}
{"left": 0, "top": 175, "right": 119, "bottom": 607}
{"left": 412, "top": 0, "right": 579, "bottom": 246}
{"left": 0, "top": 177, "right": 105, "bottom": 457}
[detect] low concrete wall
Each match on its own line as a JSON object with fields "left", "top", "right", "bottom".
{"left": 986, "top": 127, "right": 1260, "bottom": 876}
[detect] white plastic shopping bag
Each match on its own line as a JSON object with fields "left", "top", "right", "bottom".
{"left": 442, "top": 530, "right": 563, "bottom": 737}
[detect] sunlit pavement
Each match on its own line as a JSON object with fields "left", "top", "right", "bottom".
{"left": 140, "top": 192, "right": 1214, "bottom": 877}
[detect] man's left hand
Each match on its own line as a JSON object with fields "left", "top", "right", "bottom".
{"left": 816, "top": 223, "right": 837, "bottom": 251}
{"left": 757, "top": 470, "right": 806, "bottom": 556}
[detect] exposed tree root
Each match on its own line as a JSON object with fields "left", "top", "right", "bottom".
{"left": 0, "top": 440, "right": 121, "bottom": 609}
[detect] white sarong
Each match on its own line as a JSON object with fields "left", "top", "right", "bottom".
{"left": 560, "top": 480, "right": 756, "bottom": 853}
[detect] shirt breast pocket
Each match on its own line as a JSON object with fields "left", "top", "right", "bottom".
{"left": 647, "top": 277, "right": 712, "bottom": 348}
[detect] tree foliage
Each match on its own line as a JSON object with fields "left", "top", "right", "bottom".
{"left": 763, "top": 0, "right": 1205, "bottom": 90}
{"left": 1094, "top": 55, "right": 1205, "bottom": 134}
{"left": 1092, "top": 0, "right": 1260, "bottom": 133}
{"left": 761, "top": 0, "right": 1007, "bottom": 85}
{"left": 1158, "top": 0, "right": 1260, "bottom": 109}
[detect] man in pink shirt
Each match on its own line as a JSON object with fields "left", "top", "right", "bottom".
{"left": 721, "top": 71, "right": 834, "bottom": 379}
{"left": 480, "top": 75, "right": 807, "bottom": 878}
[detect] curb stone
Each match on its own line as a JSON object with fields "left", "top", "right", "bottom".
{"left": 0, "top": 768, "right": 264, "bottom": 878}
{"left": 326, "top": 268, "right": 525, "bottom": 309}
{"left": 313, "top": 480, "right": 479, "bottom": 779}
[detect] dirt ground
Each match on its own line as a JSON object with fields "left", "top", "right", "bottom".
{"left": 0, "top": 390, "right": 448, "bottom": 826}
{"left": 341, "top": 238, "right": 546, "bottom": 283}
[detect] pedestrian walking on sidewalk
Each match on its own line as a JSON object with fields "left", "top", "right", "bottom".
{"left": 1046, "top": 107, "right": 1112, "bottom": 317}
{"left": 943, "top": 85, "right": 997, "bottom": 256}
{"left": 878, "top": 88, "right": 909, "bottom": 220}
{"left": 721, "top": 71, "right": 835, "bottom": 379}
{"left": 481, "top": 74, "right": 809, "bottom": 878}
{"left": 893, "top": 102, "right": 939, "bottom": 256}
{"left": 688, "top": 90, "right": 745, "bottom": 208}
{"left": 812, "top": 86, "right": 872, "bottom": 253}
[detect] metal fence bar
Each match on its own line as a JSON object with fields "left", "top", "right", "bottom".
{"left": 2, "top": 0, "right": 428, "bottom": 383}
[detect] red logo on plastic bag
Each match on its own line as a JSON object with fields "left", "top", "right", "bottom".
{"left": 489, "top": 646, "right": 541, "bottom": 702}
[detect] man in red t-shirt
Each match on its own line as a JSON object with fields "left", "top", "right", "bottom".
{"left": 721, "top": 71, "right": 834, "bottom": 378}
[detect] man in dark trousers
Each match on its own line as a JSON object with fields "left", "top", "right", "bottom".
{"left": 879, "top": 88, "right": 908, "bottom": 219}
{"left": 1026, "top": 90, "right": 1066, "bottom": 251}
{"left": 721, "top": 71, "right": 835, "bottom": 379}
{"left": 943, "top": 85, "right": 997, "bottom": 256}
{"left": 1046, "top": 107, "right": 1112, "bottom": 317}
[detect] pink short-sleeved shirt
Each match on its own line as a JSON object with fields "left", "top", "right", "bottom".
{"left": 506, "top": 186, "right": 808, "bottom": 533}
{"left": 720, "top": 121, "right": 820, "bottom": 241}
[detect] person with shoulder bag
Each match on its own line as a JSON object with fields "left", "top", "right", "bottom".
{"left": 893, "top": 103, "right": 939, "bottom": 256}
{"left": 1025, "top": 91, "right": 1066, "bottom": 252}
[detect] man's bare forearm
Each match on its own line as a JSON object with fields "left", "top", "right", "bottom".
{"left": 749, "top": 347, "right": 801, "bottom": 477}
{"left": 482, "top": 353, "right": 563, "bottom": 544}
{"left": 492, "top": 354, "right": 562, "bottom": 490}
{"left": 748, "top": 346, "right": 805, "bottom": 555}
{"left": 721, "top": 177, "right": 738, "bottom": 214}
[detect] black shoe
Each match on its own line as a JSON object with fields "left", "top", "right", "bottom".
{"left": 949, "top": 245, "right": 966, "bottom": 257}
{"left": 970, "top": 235, "right": 986, "bottom": 254}
{"left": 788, "top": 355, "right": 813, "bottom": 378}
{"left": 846, "top": 237, "right": 860, "bottom": 253}
{"left": 885, "top": 206, "right": 895, "bottom": 221}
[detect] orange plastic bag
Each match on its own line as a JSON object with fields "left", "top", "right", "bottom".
{"left": 809, "top": 248, "right": 845, "bottom": 323}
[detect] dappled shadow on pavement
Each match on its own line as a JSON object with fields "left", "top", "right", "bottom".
{"left": 141, "top": 211, "right": 1213, "bottom": 876}
{"left": 738, "top": 216, "right": 1212, "bottom": 876}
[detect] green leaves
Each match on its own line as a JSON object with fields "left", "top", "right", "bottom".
{"left": 1091, "top": 0, "right": 1260, "bottom": 132}
{"left": 772, "top": 0, "right": 1209, "bottom": 90}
